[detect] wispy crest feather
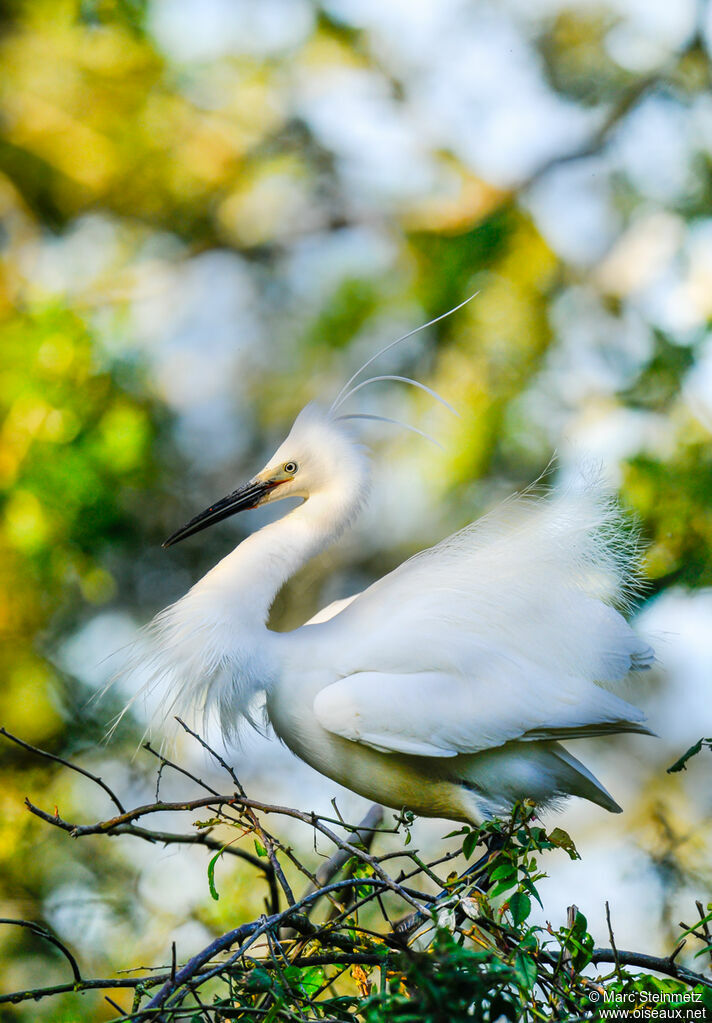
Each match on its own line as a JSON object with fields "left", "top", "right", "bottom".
{"left": 335, "top": 413, "right": 444, "bottom": 449}
{"left": 329, "top": 293, "right": 477, "bottom": 412}
{"left": 331, "top": 374, "right": 460, "bottom": 416}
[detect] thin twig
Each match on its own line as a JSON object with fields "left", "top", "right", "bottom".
{"left": 696, "top": 900, "right": 712, "bottom": 968}
{"left": 297, "top": 803, "right": 383, "bottom": 922}
{"left": 0, "top": 918, "right": 82, "bottom": 982}
{"left": 605, "top": 901, "right": 622, "bottom": 983}
{"left": 590, "top": 946, "right": 711, "bottom": 988}
{"left": 143, "top": 741, "right": 222, "bottom": 798}
{"left": 104, "top": 994, "right": 126, "bottom": 1016}
{"left": 244, "top": 807, "right": 295, "bottom": 907}
{"left": 175, "top": 717, "right": 245, "bottom": 796}
{"left": 24, "top": 799, "right": 271, "bottom": 873}
{"left": 1, "top": 727, "right": 125, "bottom": 813}
{"left": 24, "top": 790, "right": 425, "bottom": 913}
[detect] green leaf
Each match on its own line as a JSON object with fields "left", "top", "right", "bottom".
{"left": 548, "top": 827, "right": 580, "bottom": 860}
{"left": 514, "top": 951, "right": 537, "bottom": 989}
{"left": 245, "top": 967, "right": 273, "bottom": 992}
{"left": 463, "top": 830, "right": 481, "bottom": 859}
{"left": 571, "top": 909, "right": 588, "bottom": 938}
{"left": 520, "top": 877, "right": 543, "bottom": 909}
{"left": 283, "top": 964, "right": 326, "bottom": 996}
{"left": 444, "top": 827, "right": 469, "bottom": 839}
{"left": 509, "top": 892, "right": 531, "bottom": 926}
{"left": 254, "top": 838, "right": 267, "bottom": 857}
{"left": 490, "top": 863, "right": 517, "bottom": 882}
{"left": 207, "top": 848, "right": 224, "bottom": 901}
{"left": 667, "top": 738, "right": 711, "bottom": 773}
{"left": 490, "top": 878, "right": 519, "bottom": 897}
{"left": 679, "top": 909, "right": 712, "bottom": 937}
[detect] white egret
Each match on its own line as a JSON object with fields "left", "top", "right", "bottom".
{"left": 128, "top": 325, "right": 654, "bottom": 825}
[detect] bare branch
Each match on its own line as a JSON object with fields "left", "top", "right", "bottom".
{"left": 1, "top": 726, "right": 125, "bottom": 813}
{"left": 605, "top": 900, "right": 622, "bottom": 983}
{"left": 175, "top": 716, "right": 245, "bottom": 795}
{"left": 590, "top": 947, "right": 711, "bottom": 989}
{"left": 8, "top": 728, "right": 712, "bottom": 1023}
{"left": 0, "top": 918, "right": 81, "bottom": 983}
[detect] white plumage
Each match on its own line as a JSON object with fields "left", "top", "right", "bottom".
{"left": 127, "top": 400, "right": 654, "bottom": 823}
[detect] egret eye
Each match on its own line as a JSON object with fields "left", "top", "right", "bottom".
{"left": 284, "top": 461, "right": 298, "bottom": 475}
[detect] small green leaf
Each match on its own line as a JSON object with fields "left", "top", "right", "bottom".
{"left": 548, "top": 827, "right": 580, "bottom": 860}
{"left": 443, "top": 826, "right": 469, "bottom": 839}
{"left": 514, "top": 950, "right": 537, "bottom": 989}
{"left": 571, "top": 909, "right": 588, "bottom": 938}
{"left": 509, "top": 892, "right": 531, "bottom": 926}
{"left": 298, "top": 966, "right": 327, "bottom": 996}
{"left": 520, "top": 877, "right": 543, "bottom": 908}
{"left": 463, "top": 830, "right": 481, "bottom": 859}
{"left": 283, "top": 964, "right": 327, "bottom": 996}
{"left": 679, "top": 908, "right": 712, "bottom": 937}
{"left": 207, "top": 848, "right": 223, "bottom": 901}
{"left": 667, "top": 738, "right": 711, "bottom": 773}
{"left": 254, "top": 839, "right": 267, "bottom": 857}
{"left": 490, "top": 863, "right": 517, "bottom": 882}
{"left": 245, "top": 966, "right": 273, "bottom": 992}
{"left": 490, "top": 870, "right": 520, "bottom": 896}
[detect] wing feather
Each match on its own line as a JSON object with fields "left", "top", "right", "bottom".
{"left": 309, "top": 480, "right": 653, "bottom": 757}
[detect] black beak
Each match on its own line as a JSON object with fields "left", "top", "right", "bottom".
{"left": 162, "top": 478, "right": 279, "bottom": 548}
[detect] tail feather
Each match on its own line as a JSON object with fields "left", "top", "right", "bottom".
{"left": 550, "top": 743, "right": 623, "bottom": 814}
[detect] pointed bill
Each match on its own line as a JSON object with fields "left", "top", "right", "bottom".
{"left": 162, "top": 477, "right": 281, "bottom": 548}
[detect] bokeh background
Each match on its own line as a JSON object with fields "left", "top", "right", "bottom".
{"left": 1, "top": 0, "right": 712, "bottom": 1017}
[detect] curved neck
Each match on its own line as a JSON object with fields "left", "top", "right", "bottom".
{"left": 195, "top": 487, "right": 359, "bottom": 629}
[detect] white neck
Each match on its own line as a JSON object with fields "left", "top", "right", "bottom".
{"left": 137, "top": 474, "right": 365, "bottom": 740}
{"left": 195, "top": 486, "right": 359, "bottom": 630}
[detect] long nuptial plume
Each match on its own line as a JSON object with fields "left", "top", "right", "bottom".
{"left": 327, "top": 293, "right": 478, "bottom": 444}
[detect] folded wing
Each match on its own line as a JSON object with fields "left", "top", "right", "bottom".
{"left": 311, "top": 481, "right": 654, "bottom": 757}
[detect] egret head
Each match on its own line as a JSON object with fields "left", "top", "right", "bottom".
{"left": 163, "top": 403, "right": 369, "bottom": 547}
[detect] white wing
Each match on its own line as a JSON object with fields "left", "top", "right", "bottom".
{"left": 310, "top": 482, "right": 654, "bottom": 757}
{"left": 305, "top": 593, "right": 360, "bottom": 625}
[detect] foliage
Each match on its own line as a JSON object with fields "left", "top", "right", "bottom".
{"left": 2, "top": 732, "right": 712, "bottom": 1022}
{"left": 668, "top": 737, "right": 712, "bottom": 774}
